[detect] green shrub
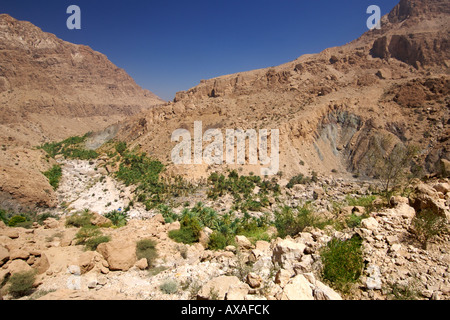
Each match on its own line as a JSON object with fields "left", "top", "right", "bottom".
{"left": 320, "top": 235, "right": 364, "bottom": 292}
{"left": 169, "top": 228, "right": 198, "bottom": 245}
{"left": 274, "top": 205, "right": 327, "bottom": 238}
{"left": 84, "top": 235, "right": 110, "bottom": 251}
{"left": 104, "top": 210, "right": 128, "bottom": 227}
{"left": 8, "top": 215, "right": 27, "bottom": 227}
{"left": 75, "top": 226, "right": 102, "bottom": 245}
{"left": 158, "top": 204, "right": 179, "bottom": 223}
{"left": 42, "top": 165, "right": 62, "bottom": 190}
{"left": 8, "top": 271, "right": 37, "bottom": 298}
{"left": 412, "top": 209, "right": 448, "bottom": 249}
{"left": 65, "top": 211, "right": 94, "bottom": 228}
{"left": 115, "top": 141, "right": 127, "bottom": 156}
{"left": 136, "top": 239, "right": 158, "bottom": 268}
{"left": 346, "top": 195, "right": 377, "bottom": 214}
{"left": 208, "top": 231, "right": 231, "bottom": 250}
{"left": 39, "top": 134, "right": 98, "bottom": 160}
{"left": 0, "top": 209, "right": 8, "bottom": 224}
{"left": 286, "top": 174, "right": 311, "bottom": 189}
{"left": 346, "top": 213, "right": 368, "bottom": 229}
{"left": 160, "top": 280, "right": 178, "bottom": 295}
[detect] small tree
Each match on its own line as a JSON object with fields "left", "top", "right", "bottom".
{"left": 365, "top": 135, "right": 419, "bottom": 196}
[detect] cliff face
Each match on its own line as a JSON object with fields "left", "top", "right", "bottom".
{"left": 117, "top": 0, "right": 449, "bottom": 181}
{"left": 0, "top": 14, "right": 164, "bottom": 211}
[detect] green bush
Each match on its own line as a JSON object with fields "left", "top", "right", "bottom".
{"left": 274, "top": 205, "right": 328, "bottom": 238}
{"left": 169, "top": 228, "right": 198, "bottom": 245}
{"left": 85, "top": 235, "right": 110, "bottom": 251}
{"left": 65, "top": 211, "right": 94, "bottom": 228}
{"left": 104, "top": 210, "right": 128, "bottom": 227}
{"left": 320, "top": 235, "right": 364, "bottom": 292}
{"left": 346, "top": 213, "right": 368, "bottom": 229}
{"left": 39, "top": 134, "right": 98, "bottom": 160}
{"left": 8, "top": 271, "right": 37, "bottom": 298}
{"left": 43, "top": 165, "right": 62, "bottom": 190}
{"left": 286, "top": 174, "right": 311, "bottom": 189}
{"left": 136, "top": 239, "right": 158, "bottom": 268}
{"left": 412, "top": 209, "right": 448, "bottom": 249}
{"left": 160, "top": 280, "right": 178, "bottom": 295}
{"left": 75, "top": 226, "right": 102, "bottom": 245}
{"left": 115, "top": 141, "right": 127, "bottom": 156}
{"left": 8, "top": 215, "right": 27, "bottom": 227}
{"left": 208, "top": 231, "right": 231, "bottom": 250}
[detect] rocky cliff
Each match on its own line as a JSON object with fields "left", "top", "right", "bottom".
{"left": 0, "top": 14, "right": 164, "bottom": 211}
{"left": 116, "top": 0, "right": 449, "bottom": 181}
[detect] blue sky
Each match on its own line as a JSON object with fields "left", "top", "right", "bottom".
{"left": 1, "top": 0, "right": 399, "bottom": 101}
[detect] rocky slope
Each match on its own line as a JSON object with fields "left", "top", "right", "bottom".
{"left": 115, "top": 0, "right": 449, "bottom": 182}
{"left": 0, "top": 14, "right": 165, "bottom": 211}
{"left": 0, "top": 159, "right": 448, "bottom": 301}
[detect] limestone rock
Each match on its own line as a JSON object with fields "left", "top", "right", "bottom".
{"left": 272, "top": 238, "right": 306, "bottom": 269}
{"left": 197, "top": 276, "right": 249, "bottom": 300}
{"left": 97, "top": 240, "right": 136, "bottom": 271}
{"left": 281, "top": 274, "right": 314, "bottom": 300}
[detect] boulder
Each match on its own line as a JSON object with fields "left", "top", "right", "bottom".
{"left": 246, "top": 272, "right": 263, "bottom": 289}
{"left": 197, "top": 276, "right": 249, "bottom": 300}
{"left": 272, "top": 238, "right": 306, "bottom": 270}
{"left": 91, "top": 212, "right": 112, "bottom": 226}
{"left": 313, "top": 280, "right": 342, "bottom": 300}
{"left": 7, "top": 259, "right": 33, "bottom": 275}
{"left": 199, "top": 227, "right": 213, "bottom": 248}
{"left": 0, "top": 245, "right": 9, "bottom": 266}
{"left": 361, "top": 217, "right": 379, "bottom": 231}
{"left": 135, "top": 258, "right": 148, "bottom": 270}
{"left": 33, "top": 253, "right": 50, "bottom": 274}
{"left": 2, "top": 228, "right": 19, "bottom": 239}
{"left": 43, "top": 218, "right": 60, "bottom": 229}
{"left": 97, "top": 240, "right": 136, "bottom": 271}
{"left": 281, "top": 274, "right": 314, "bottom": 300}
{"left": 235, "top": 235, "right": 253, "bottom": 249}
{"left": 9, "top": 249, "right": 30, "bottom": 261}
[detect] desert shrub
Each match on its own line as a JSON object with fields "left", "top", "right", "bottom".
{"left": 208, "top": 231, "right": 231, "bottom": 250}
{"left": 412, "top": 209, "right": 448, "bottom": 249}
{"left": 8, "top": 215, "right": 27, "bottom": 227}
{"left": 43, "top": 165, "right": 62, "bottom": 190}
{"left": 39, "top": 134, "right": 98, "bottom": 160}
{"left": 75, "top": 226, "right": 101, "bottom": 245}
{"left": 8, "top": 271, "right": 37, "bottom": 298}
{"left": 346, "top": 195, "right": 377, "bottom": 214}
{"left": 84, "top": 235, "right": 110, "bottom": 251}
{"left": 115, "top": 141, "right": 127, "bottom": 156}
{"left": 158, "top": 204, "right": 179, "bottom": 223}
{"left": 104, "top": 210, "right": 128, "bottom": 227}
{"left": 346, "top": 213, "right": 368, "bottom": 229}
{"left": 320, "top": 235, "right": 364, "bottom": 292}
{"left": 286, "top": 174, "right": 311, "bottom": 189}
{"left": 160, "top": 280, "right": 178, "bottom": 295}
{"left": 0, "top": 209, "right": 8, "bottom": 224}
{"left": 169, "top": 228, "right": 198, "bottom": 245}
{"left": 65, "top": 211, "right": 94, "bottom": 228}
{"left": 274, "top": 205, "right": 328, "bottom": 238}
{"left": 136, "top": 239, "right": 158, "bottom": 267}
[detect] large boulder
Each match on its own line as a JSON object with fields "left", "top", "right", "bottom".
{"left": 272, "top": 238, "right": 306, "bottom": 270}
{"left": 197, "top": 276, "right": 249, "bottom": 300}
{"left": 97, "top": 240, "right": 136, "bottom": 271}
{"left": 280, "top": 274, "right": 314, "bottom": 300}
{"left": 0, "top": 246, "right": 9, "bottom": 267}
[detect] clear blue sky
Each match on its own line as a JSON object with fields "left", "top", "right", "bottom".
{"left": 1, "top": 0, "right": 399, "bottom": 101}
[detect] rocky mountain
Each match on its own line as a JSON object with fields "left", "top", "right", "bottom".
{"left": 116, "top": 0, "right": 449, "bottom": 182}
{"left": 0, "top": 14, "right": 164, "bottom": 211}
